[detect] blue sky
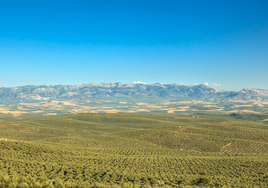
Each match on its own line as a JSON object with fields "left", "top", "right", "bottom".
{"left": 0, "top": 0, "right": 267, "bottom": 91}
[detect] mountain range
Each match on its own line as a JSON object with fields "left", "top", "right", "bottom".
{"left": 0, "top": 83, "right": 268, "bottom": 103}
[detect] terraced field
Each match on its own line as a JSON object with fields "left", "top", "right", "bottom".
{"left": 0, "top": 113, "right": 268, "bottom": 187}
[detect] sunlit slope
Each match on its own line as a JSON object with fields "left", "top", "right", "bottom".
{"left": 1, "top": 140, "right": 268, "bottom": 187}
{"left": 0, "top": 113, "right": 268, "bottom": 154}
{"left": 1, "top": 113, "right": 268, "bottom": 187}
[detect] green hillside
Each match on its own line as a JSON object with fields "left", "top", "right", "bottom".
{"left": 1, "top": 113, "right": 268, "bottom": 187}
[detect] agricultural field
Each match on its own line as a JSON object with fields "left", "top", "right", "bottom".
{"left": 1, "top": 113, "right": 268, "bottom": 187}
{"left": 1, "top": 98, "right": 268, "bottom": 117}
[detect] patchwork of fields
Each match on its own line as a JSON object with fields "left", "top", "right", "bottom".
{"left": 1, "top": 99, "right": 268, "bottom": 116}
{"left": 1, "top": 113, "right": 268, "bottom": 187}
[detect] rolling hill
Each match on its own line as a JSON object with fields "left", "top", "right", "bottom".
{"left": 1, "top": 113, "right": 268, "bottom": 187}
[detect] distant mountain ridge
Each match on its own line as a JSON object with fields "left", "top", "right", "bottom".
{"left": 0, "top": 83, "right": 268, "bottom": 102}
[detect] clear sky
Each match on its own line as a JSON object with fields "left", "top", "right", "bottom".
{"left": 0, "top": 0, "right": 267, "bottom": 91}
